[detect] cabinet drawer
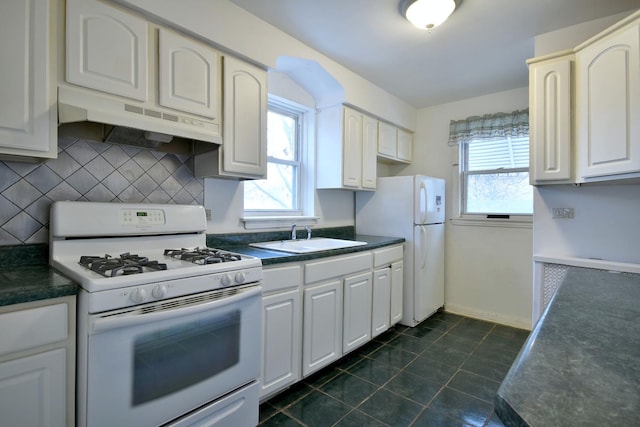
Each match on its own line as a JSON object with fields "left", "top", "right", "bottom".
{"left": 262, "top": 264, "right": 302, "bottom": 294}
{"left": 374, "top": 245, "right": 403, "bottom": 268}
{"left": 0, "top": 303, "right": 68, "bottom": 356}
{"left": 305, "top": 252, "right": 372, "bottom": 285}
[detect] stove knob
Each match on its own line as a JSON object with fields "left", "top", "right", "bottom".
{"left": 130, "top": 288, "right": 148, "bottom": 304}
{"left": 234, "top": 272, "right": 246, "bottom": 284}
{"left": 221, "top": 274, "right": 232, "bottom": 287}
{"left": 152, "top": 284, "right": 167, "bottom": 299}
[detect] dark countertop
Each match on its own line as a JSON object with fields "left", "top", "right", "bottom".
{"left": 495, "top": 268, "right": 640, "bottom": 426}
{"left": 0, "top": 230, "right": 403, "bottom": 306}
{"left": 217, "top": 234, "right": 405, "bottom": 266}
{"left": 0, "top": 244, "right": 78, "bottom": 308}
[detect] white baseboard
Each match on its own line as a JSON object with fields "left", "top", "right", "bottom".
{"left": 443, "top": 303, "right": 532, "bottom": 330}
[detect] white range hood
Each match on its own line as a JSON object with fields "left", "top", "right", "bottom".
{"left": 58, "top": 84, "right": 223, "bottom": 145}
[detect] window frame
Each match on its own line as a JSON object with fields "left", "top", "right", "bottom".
{"left": 452, "top": 136, "right": 533, "bottom": 228}
{"left": 242, "top": 96, "right": 317, "bottom": 228}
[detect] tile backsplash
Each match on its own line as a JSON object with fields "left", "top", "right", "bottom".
{"left": 0, "top": 138, "right": 204, "bottom": 246}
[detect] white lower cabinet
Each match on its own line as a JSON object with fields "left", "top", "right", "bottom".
{"left": 0, "top": 296, "right": 76, "bottom": 427}
{"left": 0, "top": 349, "right": 66, "bottom": 427}
{"left": 372, "top": 267, "right": 391, "bottom": 338}
{"left": 372, "top": 245, "right": 404, "bottom": 336}
{"left": 390, "top": 260, "right": 404, "bottom": 325}
{"left": 260, "top": 264, "right": 302, "bottom": 400}
{"left": 302, "top": 251, "right": 372, "bottom": 376}
{"left": 263, "top": 246, "right": 402, "bottom": 391}
{"left": 343, "top": 271, "right": 373, "bottom": 353}
{"left": 302, "top": 279, "right": 343, "bottom": 376}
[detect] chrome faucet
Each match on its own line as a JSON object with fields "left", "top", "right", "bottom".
{"left": 305, "top": 225, "right": 312, "bottom": 240}
{"left": 290, "top": 223, "right": 297, "bottom": 240}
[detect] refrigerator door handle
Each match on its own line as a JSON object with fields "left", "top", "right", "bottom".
{"left": 420, "top": 226, "right": 428, "bottom": 270}
{"left": 417, "top": 180, "right": 428, "bottom": 225}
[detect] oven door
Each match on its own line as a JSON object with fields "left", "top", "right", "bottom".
{"left": 83, "top": 284, "right": 261, "bottom": 427}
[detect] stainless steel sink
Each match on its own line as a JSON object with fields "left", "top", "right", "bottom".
{"left": 249, "top": 237, "right": 367, "bottom": 254}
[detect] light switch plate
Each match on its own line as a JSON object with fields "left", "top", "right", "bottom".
{"left": 552, "top": 207, "right": 574, "bottom": 219}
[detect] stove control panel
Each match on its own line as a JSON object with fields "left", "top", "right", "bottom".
{"left": 119, "top": 208, "right": 166, "bottom": 226}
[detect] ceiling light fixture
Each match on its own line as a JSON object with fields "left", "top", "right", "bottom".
{"left": 401, "top": 0, "right": 457, "bottom": 30}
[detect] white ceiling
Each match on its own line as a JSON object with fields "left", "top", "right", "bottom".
{"left": 229, "top": 0, "right": 639, "bottom": 108}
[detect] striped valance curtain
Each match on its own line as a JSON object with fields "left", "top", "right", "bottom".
{"left": 448, "top": 109, "right": 529, "bottom": 146}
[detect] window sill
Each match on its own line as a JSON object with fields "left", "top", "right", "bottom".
{"left": 240, "top": 216, "right": 319, "bottom": 230}
{"left": 450, "top": 216, "right": 532, "bottom": 229}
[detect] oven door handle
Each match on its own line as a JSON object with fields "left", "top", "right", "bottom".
{"left": 89, "top": 285, "right": 262, "bottom": 334}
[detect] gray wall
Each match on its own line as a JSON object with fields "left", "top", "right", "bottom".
{"left": 0, "top": 137, "right": 203, "bottom": 245}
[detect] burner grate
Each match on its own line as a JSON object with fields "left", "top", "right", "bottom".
{"left": 164, "top": 247, "right": 242, "bottom": 265}
{"left": 79, "top": 253, "right": 168, "bottom": 277}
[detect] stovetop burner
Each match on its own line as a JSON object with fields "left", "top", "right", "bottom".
{"left": 164, "top": 247, "right": 242, "bottom": 265}
{"left": 79, "top": 253, "right": 168, "bottom": 278}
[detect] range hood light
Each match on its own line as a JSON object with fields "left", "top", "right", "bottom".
{"left": 144, "top": 131, "right": 174, "bottom": 143}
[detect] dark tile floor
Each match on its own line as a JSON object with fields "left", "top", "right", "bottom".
{"left": 258, "top": 311, "right": 530, "bottom": 427}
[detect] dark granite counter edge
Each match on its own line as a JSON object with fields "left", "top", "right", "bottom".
{"left": 1, "top": 228, "right": 403, "bottom": 306}
{"left": 208, "top": 226, "right": 405, "bottom": 266}
{"left": 495, "top": 268, "right": 640, "bottom": 426}
{"left": 0, "top": 280, "right": 78, "bottom": 307}
{"left": 230, "top": 235, "right": 405, "bottom": 266}
{"left": 0, "top": 244, "right": 78, "bottom": 307}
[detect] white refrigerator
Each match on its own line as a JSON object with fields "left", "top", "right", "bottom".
{"left": 356, "top": 175, "right": 445, "bottom": 327}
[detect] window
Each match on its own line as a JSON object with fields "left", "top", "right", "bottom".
{"left": 462, "top": 136, "right": 532, "bottom": 215}
{"left": 449, "top": 109, "right": 532, "bottom": 220}
{"left": 244, "top": 100, "right": 303, "bottom": 215}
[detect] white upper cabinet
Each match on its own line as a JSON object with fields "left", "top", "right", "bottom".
{"left": 66, "top": 0, "right": 148, "bottom": 101}
{"left": 194, "top": 55, "right": 267, "bottom": 179}
{"left": 0, "top": 0, "right": 57, "bottom": 161}
{"left": 397, "top": 129, "right": 413, "bottom": 162}
{"left": 342, "top": 106, "right": 364, "bottom": 188}
{"left": 377, "top": 121, "right": 397, "bottom": 158}
{"left": 158, "top": 28, "right": 219, "bottom": 119}
{"left": 221, "top": 56, "right": 267, "bottom": 178}
{"left": 377, "top": 121, "right": 413, "bottom": 164}
{"left": 529, "top": 11, "right": 640, "bottom": 185}
{"left": 575, "top": 16, "right": 640, "bottom": 181}
{"left": 528, "top": 53, "right": 573, "bottom": 184}
{"left": 317, "top": 105, "right": 376, "bottom": 190}
{"left": 63, "top": 0, "right": 222, "bottom": 144}
{"left": 362, "top": 115, "right": 378, "bottom": 189}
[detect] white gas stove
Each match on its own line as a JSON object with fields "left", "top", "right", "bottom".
{"left": 49, "top": 201, "right": 262, "bottom": 427}
{"left": 50, "top": 201, "right": 262, "bottom": 313}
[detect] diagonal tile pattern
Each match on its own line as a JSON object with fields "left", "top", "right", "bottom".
{"left": 0, "top": 137, "right": 204, "bottom": 245}
{"left": 259, "top": 312, "right": 530, "bottom": 427}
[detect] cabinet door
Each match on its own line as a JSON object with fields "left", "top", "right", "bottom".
{"left": 343, "top": 271, "right": 372, "bottom": 353}
{"left": 0, "top": 348, "right": 67, "bottom": 427}
{"left": 261, "top": 288, "right": 301, "bottom": 399}
{"left": 390, "top": 261, "right": 403, "bottom": 325}
{"left": 221, "top": 56, "right": 267, "bottom": 178}
{"left": 377, "top": 121, "right": 397, "bottom": 158}
{"left": 0, "top": 0, "right": 56, "bottom": 159}
{"left": 342, "top": 107, "right": 363, "bottom": 188}
{"left": 302, "top": 280, "right": 342, "bottom": 376}
{"left": 397, "top": 129, "right": 413, "bottom": 162}
{"left": 362, "top": 115, "right": 378, "bottom": 189}
{"left": 158, "top": 28, "right": 219, "bottom": 119}
{"left": 529, "top": 57, "right": 573, "bottom": 183}
{"left": 576, "top": 23, "right": 640, "bottom": 179}
{"left": 371, "top": 268, "right": 391, "bottom": 338}
{"left": 66, "top": 0, "right": 148, "bottom": 101}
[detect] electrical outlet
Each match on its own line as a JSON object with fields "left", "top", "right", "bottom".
{"left": 552, "top": 207, "right": 574, "bottom": 219}
{"left": 205, "top": 209, "right": 212, "bottom": 221}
